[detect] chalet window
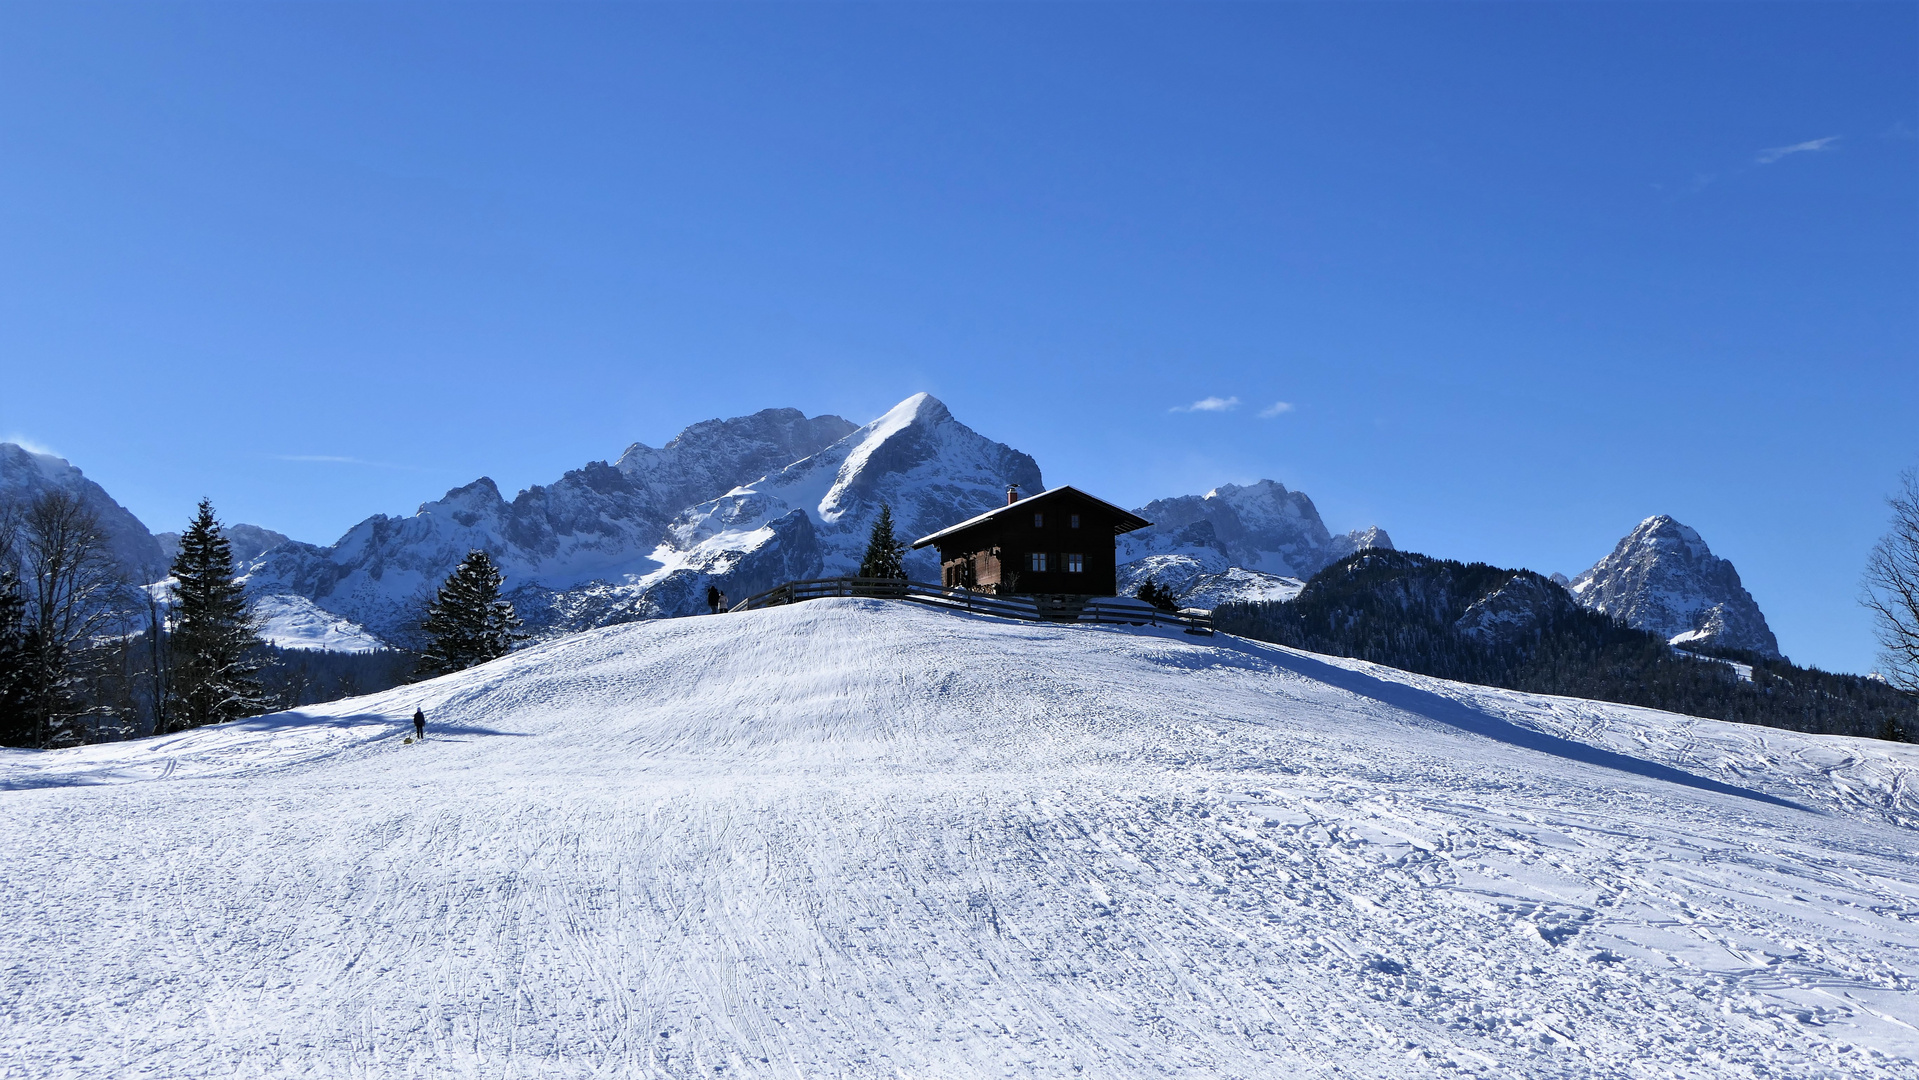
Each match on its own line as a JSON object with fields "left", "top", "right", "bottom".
{"left": 1028, "top": 552, "right": 1048, "bottom": 572}
{"left": 1033, "top": 513, "right": 1044, "bottom": 528}
{"left": 1070, "top": 514, "right": 1080, "bottom": 529}
{"left": 1065, "top": 553, "right": 1084, "bottom": 573}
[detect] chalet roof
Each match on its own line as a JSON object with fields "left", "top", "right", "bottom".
{"left": 910, "top": 486, "right": 1152, "bottom": 549}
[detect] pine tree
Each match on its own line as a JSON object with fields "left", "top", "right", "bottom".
{"left": 1137, "top": 577, "right": 1179, "bottom": 613}
{"left": 858, "top": 504, "right": 908, "bottom": 581}
{"left": 0, "top": 571, "right": 32, "bottom": 746}
{"left": 415, "top": 549, "right": 524, "bottom": 679}
{"left": 166, "top": 499, "right": 269, "bottom": 728}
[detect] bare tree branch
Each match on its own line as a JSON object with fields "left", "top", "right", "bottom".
{"left": 21, "top": 491, "right": 124, "bottom": 651}
{"left": 1863, "top": 468, "right": 1919, "bottom": 692}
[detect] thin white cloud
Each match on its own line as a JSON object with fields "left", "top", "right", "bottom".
{"left": 3, "top": 434, "right": 59, "bottom": 456}
{"left": 1257, "top": 401, "right": 1295, "bottom": 418}
{"left": 1755, "top": 136, "right": 1840, "bottom": 164}
{"left": 1171, "top": 396, "right": 1240, "bottom": 414}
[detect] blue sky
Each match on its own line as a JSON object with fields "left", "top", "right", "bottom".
{"left": 1, "top": 3, "right": 1913, "bottom": 673}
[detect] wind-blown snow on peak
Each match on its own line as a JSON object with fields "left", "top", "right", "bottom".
{"left": 1570, "top": 515, "right": 1781, "bottom": 659}
{"left": 0, "top": 442, "right": 166, "bottom": 579}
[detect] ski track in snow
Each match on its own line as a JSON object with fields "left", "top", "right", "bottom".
{"left": 2, "top": 599, "right": 1917, "bottom": 1078}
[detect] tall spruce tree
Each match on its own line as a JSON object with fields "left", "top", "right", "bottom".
{"left": 416, "top": 549, "right": 524, "bottom": 679}
{"left": 857, "top": 504, "right": 908, "bottom": 580}
{"left": 0, "top": 571, "right": 32, "bottom": 746}
{"left": 166, "top": 499, "right": 269, "bottom": 729}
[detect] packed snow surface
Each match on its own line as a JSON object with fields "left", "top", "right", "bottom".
{"left": 3, "top": 600, "right": 1917, "bottom": 1078}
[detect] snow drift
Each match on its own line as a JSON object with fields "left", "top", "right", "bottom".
{"left": 2, "top": 601, "right": 1914, "bottom": 1078}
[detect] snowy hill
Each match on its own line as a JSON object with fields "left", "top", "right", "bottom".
{"left": 1571, "top": 515, "right": 1782, "bottom": 658}
{"left": 0, "top": 442, "right": 166, "bottom": 579}
{"left": 4, "top": 600, "right": 1914, "bottom": 1077}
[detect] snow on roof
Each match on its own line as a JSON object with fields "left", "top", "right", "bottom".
{"left": 910, "top": 485, "right": 1151, "bottom": 548}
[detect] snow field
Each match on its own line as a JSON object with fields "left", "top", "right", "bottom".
{"left": 2, "top": 598, "right": 1917, "bottom": 1078}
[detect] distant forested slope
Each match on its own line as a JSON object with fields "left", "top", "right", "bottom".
{"left": 1215, "top": 550, "right": 1915, "bottom": 743}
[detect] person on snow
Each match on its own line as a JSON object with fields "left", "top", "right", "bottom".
{"left": 706, "top": 584, "right": 722, "bottom": 614}
{"left": 413, "top": 708, "right": 426, "bottom": 741}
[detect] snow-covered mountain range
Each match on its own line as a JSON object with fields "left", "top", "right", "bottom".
{"left": 236, "top": 394, "right": 1044, "bottom": 640}
{"left": 2, "top": 405, "right": 1786, "bottom": 663}
{"left": 1570, "top": 515, "right": 1782, "bottom": 659}
{"left": 236, "top": 394, "right": 1373, "bottom": 642}
{"left": 241, "top": 406, "right": 866, "bottom": 641}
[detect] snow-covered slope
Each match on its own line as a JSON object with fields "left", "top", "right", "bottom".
{"left": 4, "top": 600, "right": 1914, "bottom": 1078}
{"left": 0, "top": 442, "right": 166, "bottom": 579}
{"left": 1116, "top": 555, "right": 1305, "bottom": 610}
{"left": 249, "top": 594, "right": 388, "bottom": 653}
{"left": 1571, "top": 515, "right": 1782, "bottom": 658}
{"left": 242, "top": 407, "right": 857, "bottom": 638}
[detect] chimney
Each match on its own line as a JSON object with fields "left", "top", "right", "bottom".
{"left": 1006, "top": 484, "right": 1021, "bottom": 505}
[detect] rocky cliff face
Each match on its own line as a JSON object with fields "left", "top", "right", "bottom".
{"left": 1569, "top": 516, "right": 1781, "bottom": 659}
{"left": 613, "top": 409, "right": 859, "bottom": 521}
{"left": 1118, "top": 480, "right": 1391, "bottom": 578}
{"left": 156, "top": 523, "right": 290, "bottom": 570}
{"left": 1112, "top": 480, "right": 1390, "bottom": 610}
{"left": 0, "top": 443, "right": 167, "bottom": 580}
{"left": 643, "top": 393, "right": 1043, "bottom": 611}
{"left": 242, "top": 407, "right": 860, "bottom": 639}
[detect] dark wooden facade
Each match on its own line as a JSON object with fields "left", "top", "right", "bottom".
{"left": 911, "top": 486, "right": 1151, "bottom": 598}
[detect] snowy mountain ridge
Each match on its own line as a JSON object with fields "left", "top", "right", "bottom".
{"left": 156, "top": 523, "right": 290, "bottom": 571}
{"left": 240, "top": 406, "right": 863, "bottom": 639}
{"left": 657, "top": 392, "right": 1043, "bottom": 584}
{"left": 4, "top": 399, "right": 1390, "bottom": 644}
{"left": 1112, "top": 480, "right": 1390, "bottom": 610}
{"left": 0, "top": 442, "right": 167, "bottom": 580}
{"left": 1570, "top": 514, "right": 1782, "bottom": 659}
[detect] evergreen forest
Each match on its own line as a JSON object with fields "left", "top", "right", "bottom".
{"left": 1214, "top": 549, "right": 1918, "bottom": 743}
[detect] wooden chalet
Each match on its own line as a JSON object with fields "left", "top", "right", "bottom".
{"left": 911, "top": 485, "right": 1151, "bottom": 598}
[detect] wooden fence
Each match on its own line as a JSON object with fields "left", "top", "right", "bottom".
{"left": 727, "top": 577, "right": 1214, "bottom": 635}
